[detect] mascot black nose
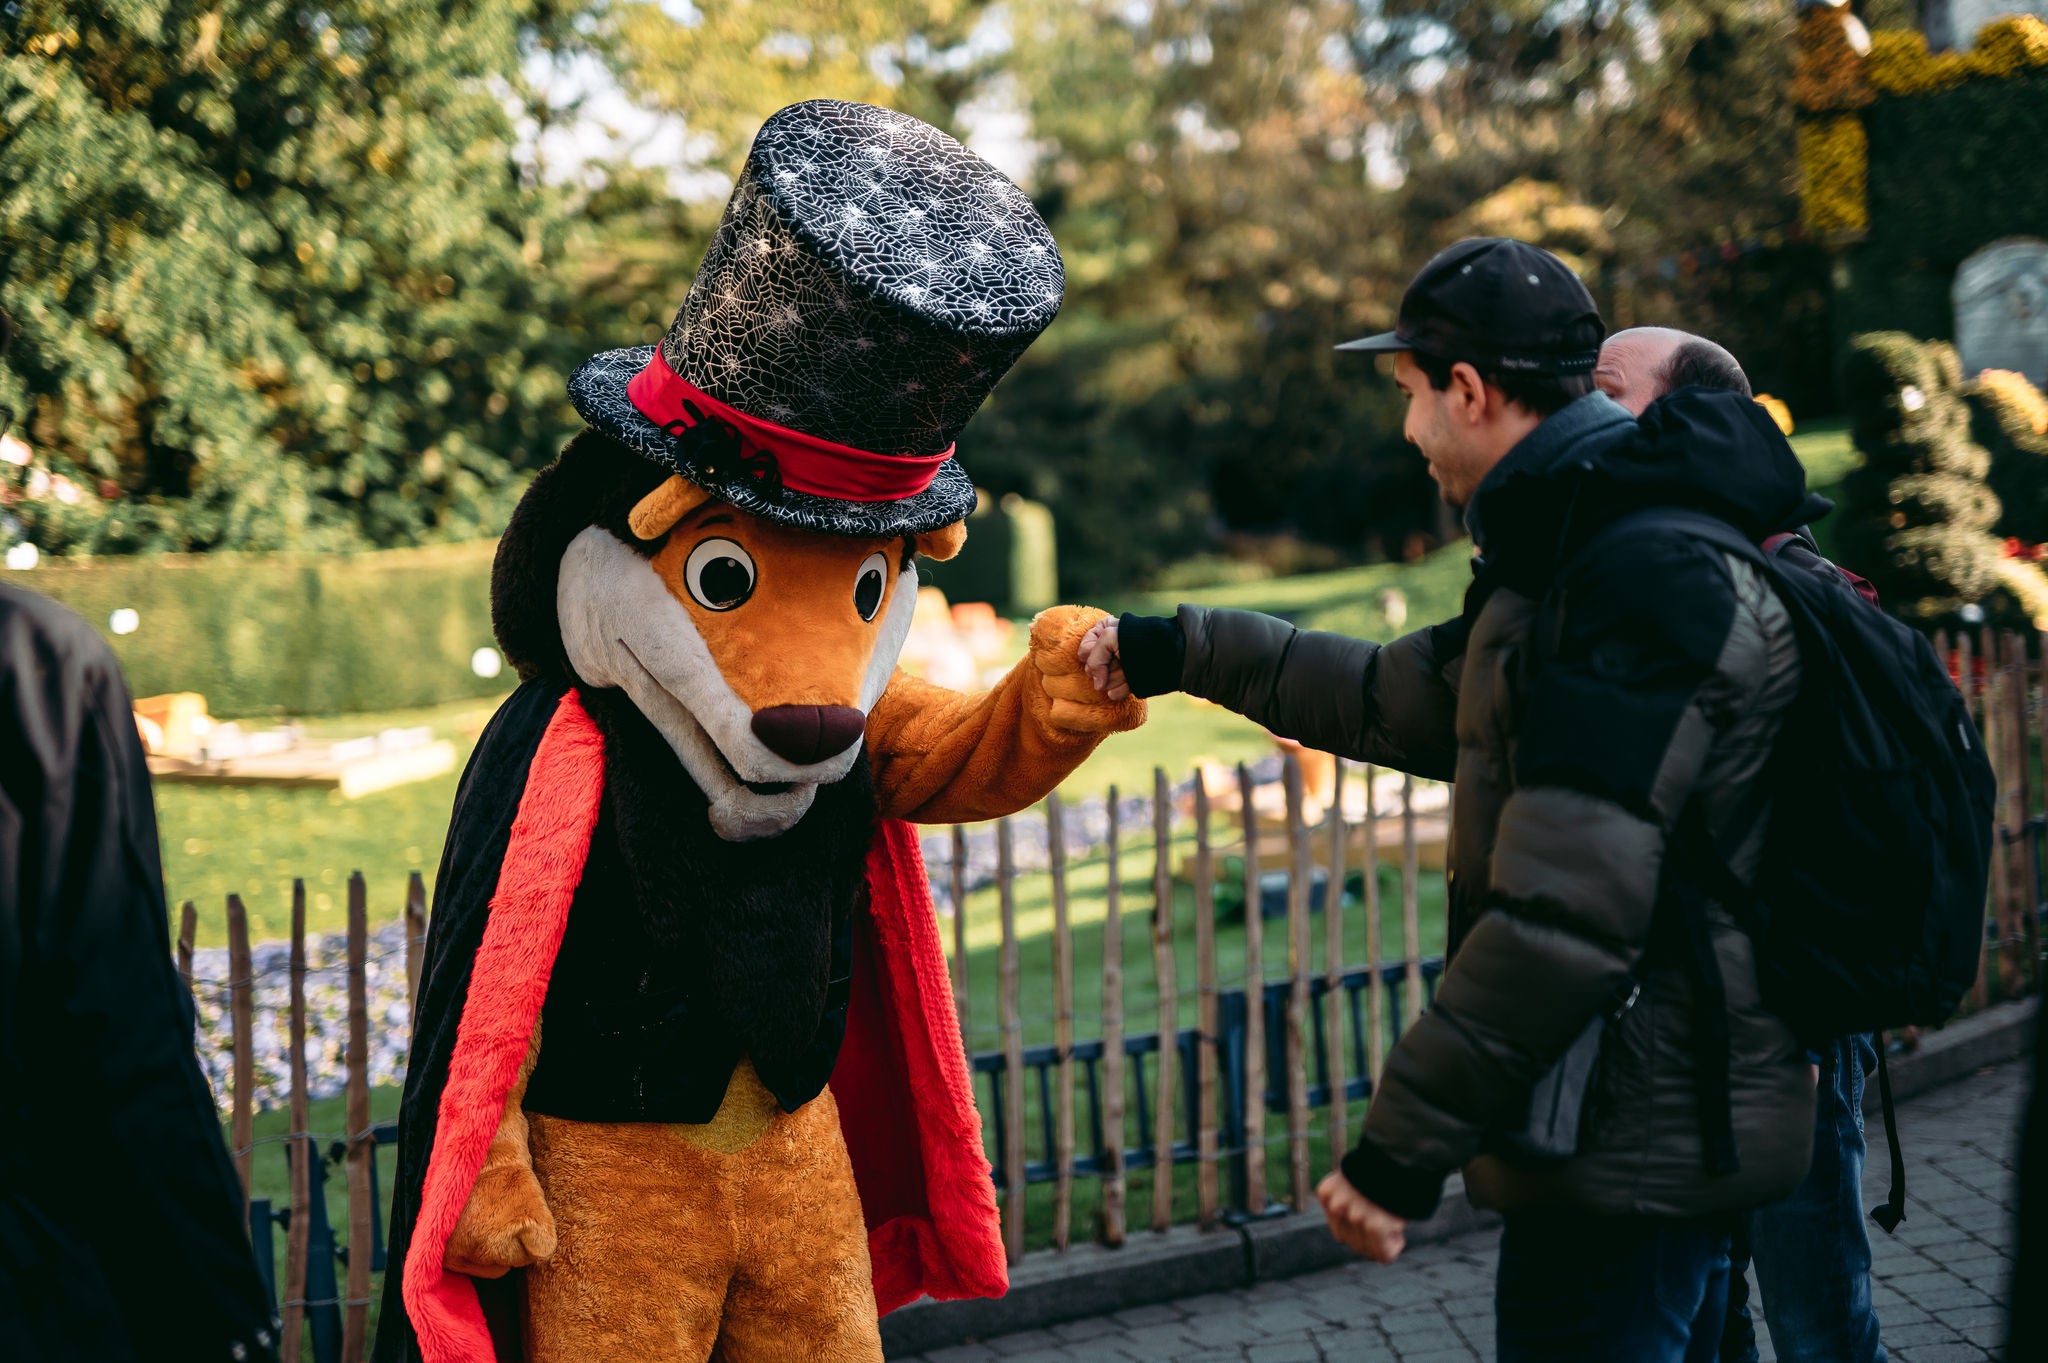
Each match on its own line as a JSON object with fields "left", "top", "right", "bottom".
{"left": 750, "top": 705, "right": 867, "bottom": 765}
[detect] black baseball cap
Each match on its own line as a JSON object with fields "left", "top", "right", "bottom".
{"left": 1337, "top": 238, "right": 1605, "bottom": 375}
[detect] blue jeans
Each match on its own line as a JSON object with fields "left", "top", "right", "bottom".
{"left": 1723, "top": 1033, "right": 1887, "bottom": 1363}
{"left": 1498, "top": 1208, "right": 1733, "bottom": 1363}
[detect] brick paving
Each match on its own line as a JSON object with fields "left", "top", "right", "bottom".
{"left": 891, "top": 1060, "right": 2029, "bottom": 1363}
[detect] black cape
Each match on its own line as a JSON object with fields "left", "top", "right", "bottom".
{"left": 0, "top": 584, "right": 277, "bottom": 1363}
{"left": 373, "top": 678, "right": 566, "bottom": 1363}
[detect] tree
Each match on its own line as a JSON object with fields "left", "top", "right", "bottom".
{"left": 961, "top": 0, "right": 1437, "bottom": 593}
{"left": 1352, "top": 1, "right": 1834, "bottom": 410}
{"left": 604, "top": 0, "right": 1006, "bottom": 173}
{"left": 0, "top": 0, "right": 595, "bottom": 554}
{"left": 969, "top": 0, "right": 1837, "bottom": 592}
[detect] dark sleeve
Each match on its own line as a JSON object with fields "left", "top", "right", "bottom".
{"left": 1115, "top": 613, "right": 1186, "bottom": 699}
{"left": 1164, "top": 604, "right": 1463, "bottom": 780}
{"left": 0, "top": 591, "right": 278, "bottom": 1361}
{"left": 1345, "top": 536, "right": 1767, "bottom": 1216}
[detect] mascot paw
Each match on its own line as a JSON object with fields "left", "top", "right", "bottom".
{"left": 444, "top": 1163, "right": 557, "bottom": 1278}
{"left": 1029, "top": 606, "right": 1147, "bottom": 735}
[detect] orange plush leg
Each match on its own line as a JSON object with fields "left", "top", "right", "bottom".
{"left": 711, "top": 1087, "right": 882, "bottom": 1363}
{"left": 522, "top": 1114, "right": 736, "bottom": 1363}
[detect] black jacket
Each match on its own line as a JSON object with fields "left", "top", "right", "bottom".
{"left": 0, "top": 585, "right": 276, "bottom": 1362}
{"left": 1120, "top": 390, "right": 1823, "bottom": 1220}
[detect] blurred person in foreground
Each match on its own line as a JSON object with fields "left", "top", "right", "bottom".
{"left": 0, "top": 304, "right": 278, "bottom": 1362}
{"left": 1082, "top": 240, "right": 1820, "bottom": 1361}
{"left": 1597, "top": 326, "right": 1887, "bottom": 1363}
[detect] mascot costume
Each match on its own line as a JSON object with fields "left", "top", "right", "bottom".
{"left": 373, "top": 100, "right": 1145, "bottom": 1363}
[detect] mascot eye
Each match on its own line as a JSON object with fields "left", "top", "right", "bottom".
{"left": 854, "top": 551, "right": 889, "bottom": 622}
{"left": 684, "top": 537, "right": 756, "bottom": 611}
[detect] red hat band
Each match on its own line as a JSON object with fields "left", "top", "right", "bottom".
{"left": 626, "top": 348, "right": 953, "bottom": 504}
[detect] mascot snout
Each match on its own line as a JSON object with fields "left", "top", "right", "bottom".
{"left": 751, "top": 704, "right": 866, "bottom": 764}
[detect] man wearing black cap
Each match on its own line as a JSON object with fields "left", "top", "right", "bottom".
{"left": 1084, "top": 239, "right": 1819, "bottom": 1360}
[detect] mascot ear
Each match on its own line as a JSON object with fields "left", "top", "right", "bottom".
{"left": 914, "top": 519, "right": 968, "bottom": 562}
{"left": 629, "top": 475, "right": 715, "bottom": 541}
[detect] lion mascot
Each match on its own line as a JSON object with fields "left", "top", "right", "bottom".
{"left": 372, "top": 100, "right": 1144, "bottom": 1363}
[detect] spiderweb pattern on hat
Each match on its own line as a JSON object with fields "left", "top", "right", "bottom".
{"left": 661, "top": 99, "right": 1064, "bottom": 457}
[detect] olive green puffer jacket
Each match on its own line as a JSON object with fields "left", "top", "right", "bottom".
{"left": 1120, "top": 390, "right": 1824, "bottom": 1220}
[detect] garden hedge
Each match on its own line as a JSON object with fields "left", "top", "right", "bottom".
{"left": 16, "top": 540, "right": 507, "bottom": 717}
{"left": 1836, "top": 66, "right": 2048, "bottom": 348}
{"left": 916, "top": 493, "right": 1059, "bottom": 616}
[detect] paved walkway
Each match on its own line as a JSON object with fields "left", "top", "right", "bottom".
{"left": 894, "top": 1060, "right": 2028, "bottom": 1363}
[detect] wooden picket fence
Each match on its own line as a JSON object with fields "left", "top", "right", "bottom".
{"left": 179, "top": 627, "right": 2047, "bottom": 1359}
{"left": 179, "top": 875, "right": 427, "bottom": 1363}
{"left": 954, "top": 757, "right": 1448, "bottom": 1258}
{"left": 1941, "top": 628, "right": 2046, "bottom": 1008}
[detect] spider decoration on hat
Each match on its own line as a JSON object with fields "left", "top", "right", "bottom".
{"left": 661, "top": 403, "right": 784, "bottom": 498}
{"left": 374, "top": 101, "right": 1147, "bottom": 1363}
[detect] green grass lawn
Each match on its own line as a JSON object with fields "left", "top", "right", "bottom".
{"left": 1789, "top": 417, "right": 1859, "bottom": 564}
{"left": 1108, "top": 541, "right": 1475, "bottom": 642}
{"left": 1789, "top": 416, "right": 1858, "bottom": 489}
{"left": 158, "top": 698, "right": 504, "bottom": 945}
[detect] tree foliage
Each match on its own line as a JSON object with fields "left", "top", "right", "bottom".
{"left": 0, "top": 0, "right": 593, "bottom": 553}
{"left": 3, "top": 0, "right": 1847, "bottom": 589}
{"left": 962, "top": 0, "right": 1833, "bottom": 591}
{"left": 606, "top": 0, "right": 1003, "bottom": 172}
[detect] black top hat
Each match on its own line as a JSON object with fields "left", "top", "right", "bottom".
{"left": 570, "top": 99, "right": 1065, "bottom": 537}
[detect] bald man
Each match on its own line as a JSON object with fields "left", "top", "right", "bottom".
{"left": 1597, "top": 327, "right": 1888, "bottom": 1363}
{"left": 1594, "top": 326, "right": 1751, "bottom": 416}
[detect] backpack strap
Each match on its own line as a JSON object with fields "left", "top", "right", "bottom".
{"left": 1870, "top": 1047, "right": 1907, "bottom": 1232}
{"left": 1669, "top": 806, "right": 1743, "bottom": 1178}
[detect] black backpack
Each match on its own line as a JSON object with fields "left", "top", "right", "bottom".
{"left": 1589, "top": 508, "right": 1997, "bottom": 1228}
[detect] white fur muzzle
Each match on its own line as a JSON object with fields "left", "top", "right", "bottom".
{"left": 556, "top": 526, "right": 917, "bottom": 841}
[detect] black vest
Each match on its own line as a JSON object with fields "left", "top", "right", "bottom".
{"left": 523, "top": 692, "right": 877, "bottom": 1123}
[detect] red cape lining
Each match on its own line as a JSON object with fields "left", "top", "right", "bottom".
{"left": 402, "top": 692, "right": 1005, "bottom": 1363}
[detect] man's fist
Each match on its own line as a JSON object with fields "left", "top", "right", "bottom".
{"left": 1028, "top": 607, "right": 1145, "bottom": 734}
{"left": 1317, "top": 1170, "right": 1407, "bottom": 1265}
{"left": 1079, "top": 617, "right": 1130, "bottom": 701}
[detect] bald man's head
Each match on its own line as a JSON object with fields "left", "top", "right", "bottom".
{"left": 1595, "top": 326, "right": 1750, "bottom": 416}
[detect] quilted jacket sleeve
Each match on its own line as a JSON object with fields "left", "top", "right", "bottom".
{"left": 1342, "top": 533, "right": 1784, "bottom": 1218}
{"left": 1119, "top": 605, "right": 1465, "bottom": 782}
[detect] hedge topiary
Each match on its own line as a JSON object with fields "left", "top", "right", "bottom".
{"left": 1975, "top": 369, "right": 2048, "bottom": 547}
{"left": 1834, "top": 332, "right": 2007, "bottom": 620}
{"left": 15, "top": 539, "right": 507, "bottom": 717}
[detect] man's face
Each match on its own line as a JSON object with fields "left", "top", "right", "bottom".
{"left": 1593, "top": 331, "right": 1680, "bottom": 416}
{"left": 1392, "top": 351, "right": 1489, "bottom": 508}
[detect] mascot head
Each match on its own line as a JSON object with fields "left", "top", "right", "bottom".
{"left": 494, "top": 99, "right": 1063, "bottom": 840}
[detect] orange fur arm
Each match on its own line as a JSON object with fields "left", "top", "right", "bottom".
{"left": 444, "top": 1027, "right": 556, "bottom": 1278}
{"left": 868, "top": 605, "right": 1146, "bottom": 824}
